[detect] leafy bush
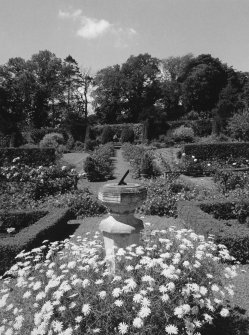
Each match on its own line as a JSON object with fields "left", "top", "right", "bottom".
{"left": 58, "top": 189, "right": 107, "bottom": 218}
{"left": 93, "top": 123, "right": 144, "bottom": 142}
{"left": 29, "top": 128, "right": 69, "bottom": 144}
{"left": 200, "top": 201, "right": 249, "bottom": 225}
{"left": 213, "top": 170, "right": 249, "bottom": 193}
{"left": 83, "top": 143, "right": 115, "bottom": 181}
{"left": 177, "top": 154, "right": 205, "bottom": 177}
{"left": 139, "top": 175, "right": 189, "bottom": 217}
{"left": 84, "top": 139, "right": 98, "bottom": 152}
{"left": 140, "top": 152, "right": 155, "bottom": 177}
{"left": 0, "top": 160, "right": 79, "bottom": 200}
{"left": 0, "top": 148, "right": 56, "bottom": 167}
{"left": 172, "top": 125, "right": 195, "bottom": 143}
{"left": 120, "top": 126, "right": 135, "bottom": 143}
{"left": 101, "top": 125, "right": 114, "bottom": 144}
{"left": 183, "top": 142, "right": 249, "bottom": 161}
{"left": 178, "top": 200, "right": 249, "bottom": 263}
{"left": 39, "top": 132, "right": 65, "bottom": 149}
{"left": 197, "top": 134, "right": 231, "bottom": 144}
{"left": 0, "top": 227, "right": 238, "bottom": 334}
{"left": 227, "top": 110, "right": 249, "bottom": 141}
{"left": 73, "top": 141, "right": 85, "bottom": 152}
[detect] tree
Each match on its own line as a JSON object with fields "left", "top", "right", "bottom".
{"left": 158, "top": 54, "right": 193, "bottom": 120}
{"left": 92, "top": 65, "right": 125, "bottom": 124}
{"left": 0, "top": 57, "right": 35, "bottom": 130}
{"left": 160, "top": 54, "right": 193, "bottom": 82}
{"left": 120, "top": 53, "right": 161, "bottom": 122}
{"left": 28, "top": 50, "right": 64, "bottom": 127}
{"left": 179, "top": 54, "right": 227, "bottom": 115}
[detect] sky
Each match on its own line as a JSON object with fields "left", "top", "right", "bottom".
{"left": 1, "top": 0, "right": 249, "bottom": 73}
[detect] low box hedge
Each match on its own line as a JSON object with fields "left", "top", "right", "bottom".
{"left": 0, "top": 208, "right": 74, "bottom": 276}
{"left": 177, "top": 199, "right": 249, "bottom": 263}
{"left": 0, "top": 148, "right": 56, "bottom": 166}
{"left": 183, "top": 142, "right": 249, "bottom": 160}
{"left": 0, "top": 210, "right": 47, "bottom": 233}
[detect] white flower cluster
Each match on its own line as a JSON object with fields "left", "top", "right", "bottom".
{"left": 0, "top": 228, "right": 237, "bottom": 335}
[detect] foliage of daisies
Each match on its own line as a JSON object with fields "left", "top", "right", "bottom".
{"left": 0, "top": 226, "right": 238, "bottom": 335}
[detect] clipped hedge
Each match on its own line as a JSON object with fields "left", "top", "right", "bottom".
{"left": 22, "top": 128, "right": 70, "bottom": 144}
{"left": 177, "top": 199, "right": 249, "bottom": 263}
{"left": 183, "top": 142, "right": 249, "bottom": 160}
{"left": 0, "top": 210, "right": 46, "bottom": 233}
{"left": 92, "top": 123, "right": 143, "bottom": 141}
{"left": 0, "top": 208, "right": 74, "bottom": 276}
{"left": 0, "top": 148, "right": 56, "bottom": 166}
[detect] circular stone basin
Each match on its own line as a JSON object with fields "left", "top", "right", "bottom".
{"left": 98, "top": 183, "right": 147, "bottom": 213}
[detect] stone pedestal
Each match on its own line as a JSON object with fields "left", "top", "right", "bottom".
{"left": 98, "top": 183, "right": 147, "bottom": 273}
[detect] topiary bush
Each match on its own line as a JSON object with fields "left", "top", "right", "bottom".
{"left": 120, "top": 126, "right": 135, "bottom": 143}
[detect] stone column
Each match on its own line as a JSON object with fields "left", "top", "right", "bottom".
{"left": 98, "top": 183, "right": 147, "bottom": 274}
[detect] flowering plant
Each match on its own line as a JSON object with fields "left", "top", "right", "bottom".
{"left": 0, "top": 158, "right": 79, "bottom": 199}
{"left": 0, "top": 227, "right": 238, "bottom": 335}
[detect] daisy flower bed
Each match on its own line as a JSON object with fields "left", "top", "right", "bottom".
{"left": 0, "top": 226, "right": 243, "bottom": 335}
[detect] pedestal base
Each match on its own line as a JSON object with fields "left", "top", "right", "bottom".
{"left": 99, "top": 214, "right": 144, "bottom": 273}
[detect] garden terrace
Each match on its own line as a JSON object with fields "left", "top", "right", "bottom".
{"left": 0, "top": 208, "right": 75, "bottom": 275}
{"left": 177, "top": 199, "right": 249, "bottom": 263}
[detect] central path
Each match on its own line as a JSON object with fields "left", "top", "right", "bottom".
{"left": 77, "top": 148, "right": 138, "bottom": 195}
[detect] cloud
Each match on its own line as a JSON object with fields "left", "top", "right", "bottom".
{"left": 58, "top": 9, "right": 82, "bottom": 19}
{"left": 58, "top": 8, "right": 137, "bottom": 41}
{"left": 77, "top": 17, "right": 112, "bottom": 39}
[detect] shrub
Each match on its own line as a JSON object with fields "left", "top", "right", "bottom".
{"left": 0, "top": 227, "right": 238, "bottom": 334}
{"left": 0, "top": 208, "right": 73, "bottom": 275}
{"left": 0, "top": 148, "right": 56, "bottom": 167}
{"left": 0, "top": 210, "right": 46, "bottom": 233}
{"left": 140, "top": 152, "right": 154, "bottom": 177}
{"left": 178, "top": 199, "right": 249, "bottom": 263}
{"left": 29, "top": 128, "right": 69, "bottom": 144}
{"left": 92, "top": 123, "right": 144, "bottom": 142}
{"left": 39, "top": 132, "right": 64, "bottom": 149}
{"left": 0, "top": 161, "right": 79, "bottom": 200}
{"left": 197, "top": 134, "right": 230, "bottom": 144}
{"left": 101, "top": 125, "right": 114, "bottom": 144}
{"left": 60, "top": 190, "right": 107, "bottom": 218}
{"left": 120, "top": 126, "right": 135, "bottom": 143}
{"left": 183, "top": 142, "right": 249, "bottom": 160}
{"left": 73, "top": 141, "right": 85, "bottom": 152}
{"left": 84, "top": 139, "right": 98, "bottom": 152}
{"left": 213, "top": 170, "right": 249, "bottom": 193}
{"left": 227, "top": 110, "right": 249, "bottom": 141}
{"left": 172, "top": 125, "right": 195, "bottom": 143}
{"left": 139, "top": 175, "right": 182, "bottom": 216}
{"left": 83, "top": 143, "right": 115, "bottom": 181}
{"left": 177, "top": 154, "right": 205, "bottom": 177}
